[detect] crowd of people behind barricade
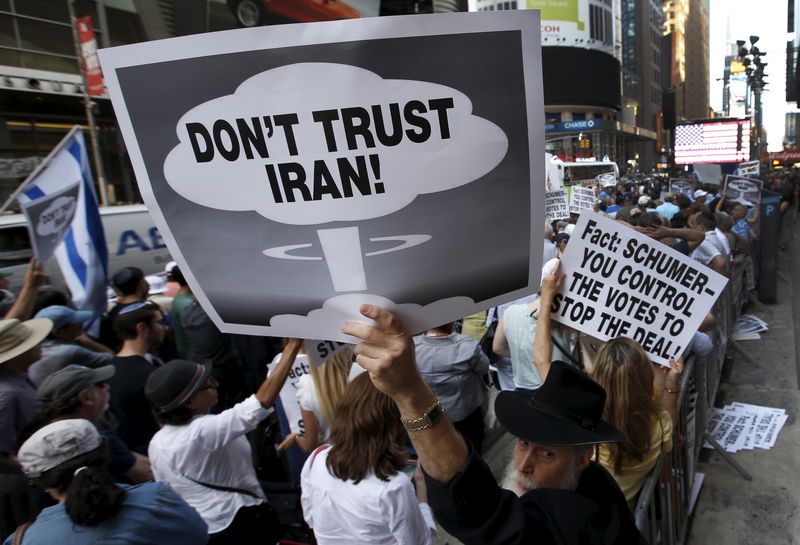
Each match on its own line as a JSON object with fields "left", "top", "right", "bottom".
{"left": 0, "top": 167, "right": 796, "bottom": 544}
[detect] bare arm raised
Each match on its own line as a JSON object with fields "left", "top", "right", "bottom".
{"left": 342, "top": 305, "right": 468, "bottom": 483}
{"left": 532, "top": 259, "right": 564, "bottom": 381}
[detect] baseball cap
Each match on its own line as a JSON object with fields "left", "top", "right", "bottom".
{"left": 37, "top": 364, "right": 115, "bottom": 403}
{"left": 694, "top": 190, "right": 708, "bottom": 199}
{"left": 554, "top": 232, "right": 570, "bottom": 245}
{"left": 18, "top": 419, "right": 101, "bottom": 478}
{"left": 638, "top": 196, "right": 651, "bottom": 206}
{"left": 34, "top": 305, "right": 93, "bottom": 330}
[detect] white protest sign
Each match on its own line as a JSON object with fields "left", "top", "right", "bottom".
{"left": 99, "top": 12, "right": 545, "bottom": 341}
{"left": 569, "top": 186, "right": 596, "bottom": 214}
{"left": 552, "top": 212, "right": 728, "bottom": 365}
{"left": 669, "top": 178, "right": 693, "bottom": 197}
{"left": 738, "top": 160, "right": 760, "bottom": 176}
{"left": 693, "top": 163, "right": 722, "bottom": 185}
{"left": 268, "top": 353, "right": 312, "bottom": 436}
{"left": 722, "top": 174, "right": 762, "bottom": 207}
{"left": 546, "top": 189, "right": 569, "bottom": 220}
{"left": 304, "top": 339, "right": 352, "bottom": 368}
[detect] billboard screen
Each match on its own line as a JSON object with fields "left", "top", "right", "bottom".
{"left": 468, "top": 0, "right": 613, "bottom": 56}
{"left": 674, "top": 119, "right": 751, "bottom": 165}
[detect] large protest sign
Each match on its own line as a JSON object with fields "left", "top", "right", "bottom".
{"left": 546, "top": 189, "right": 569, "bottom": 220}
{"left": 552, "top": 212, "right": 728, "bottom": 365}
{"left": 569, "top": 186, "right": 596, "bottom": 214}
{"left": 722, "top": 175, "right": 762, "bottom": 207}
{"left": 99, "top": 13, "right": 545, "bottom": 341}
{"left": 669, "top": 178, "right": 693, "bottom": 197}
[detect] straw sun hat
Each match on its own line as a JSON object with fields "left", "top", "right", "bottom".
{"left": 0, "top": 318, "right": 53, "bottom": 365}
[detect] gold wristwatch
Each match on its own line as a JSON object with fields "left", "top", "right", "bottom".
{"left": 401, "top": 399, "right": 445, "bottom": 432}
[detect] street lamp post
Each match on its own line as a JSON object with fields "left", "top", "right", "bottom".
{"left": 739, "top": 36, "right": 768, "bottom": 160}
{"left": 66, "top": 0, "right": 110, "bottom": 206}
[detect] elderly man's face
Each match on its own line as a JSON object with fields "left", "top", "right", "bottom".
{"left": 502, "top": 439, "right": 591, "bottom": 496}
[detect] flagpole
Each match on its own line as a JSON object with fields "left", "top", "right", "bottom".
{"left": 0, "top": 126, "right": 82, "bottom": 214}
{"left": 67, "top": 0, "right": 110, "bottom": 207}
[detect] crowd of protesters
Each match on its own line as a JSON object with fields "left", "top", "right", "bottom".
{"left": 0, "top": 167, "right": 796, "bottom": 544}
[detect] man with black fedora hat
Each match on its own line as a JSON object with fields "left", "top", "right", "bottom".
{"left": 343, "top": 264, "right": 645, "bottom": 544}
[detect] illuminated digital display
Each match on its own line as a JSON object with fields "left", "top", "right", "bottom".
{"left": 674, "top": 120, "right": 751, "bottom": 164}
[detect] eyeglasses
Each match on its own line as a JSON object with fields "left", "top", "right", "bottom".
{"left": 118, "top": 300, "right": 160, "bottom": 315}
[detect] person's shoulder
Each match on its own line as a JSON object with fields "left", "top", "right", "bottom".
{"left": 109, "top": 354, "right": 149, "bottom": 366}
{"left": 503, "top": 303, "right": 530, "bottom": 320}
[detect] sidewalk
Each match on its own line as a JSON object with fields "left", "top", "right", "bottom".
{"left": 687, "top": 227, "right": 800, "bottom": 543}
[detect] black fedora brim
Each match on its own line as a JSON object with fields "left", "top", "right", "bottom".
{"left": 495, "top": 391, "right": 628, "bottom": 446}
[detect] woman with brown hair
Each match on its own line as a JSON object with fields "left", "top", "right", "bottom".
{"left": 300, "top": 373, "right": 435, "bottom": 545}
{"left": 589, "top": 337, "right": 683, "bottom": 507}
{"left": 534, "top": 260, "right": 683, "bottom": 507}
{"left": 278, "top": 346, "right": 362, "bottom": 453}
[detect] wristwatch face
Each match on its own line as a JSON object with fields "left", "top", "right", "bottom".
{"left": 404, "top": 401, "right": 444, "bottom": 432}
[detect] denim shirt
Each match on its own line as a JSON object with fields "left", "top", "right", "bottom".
{"left": 5, "top": 482, "right": 208, "bottom": 545}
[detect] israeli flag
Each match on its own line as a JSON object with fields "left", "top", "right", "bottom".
{"left": 12, "top": 127, "right": 108, "bottom": 328}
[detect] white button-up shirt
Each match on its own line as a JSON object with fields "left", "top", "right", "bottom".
{"left": 301, "top": 447, "right": 435, "bottom": 545}
{"left": 149, "top": 394, "right": 271, "bottom": 533}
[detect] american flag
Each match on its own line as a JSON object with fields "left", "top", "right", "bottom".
{"left": 674, "top": 120, "right": 751, "bottom": 164}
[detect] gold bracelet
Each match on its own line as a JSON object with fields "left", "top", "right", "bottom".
{"left": 664, "top": 385, "right": 679, "bottom": 394}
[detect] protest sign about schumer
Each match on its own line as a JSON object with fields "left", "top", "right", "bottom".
{"left": 553, "top": 212, "right": 728, "bottom": 365}
{"left": 99, "top": 12, "right": 545, "bottom": 341}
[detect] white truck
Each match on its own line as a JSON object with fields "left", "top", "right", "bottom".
{"left": 0, "top": 204, "right": 171, "bottom": 292}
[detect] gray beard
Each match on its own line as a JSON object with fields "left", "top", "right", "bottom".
{"left": 500, "top": 459, "right": 580, "bottom": 497}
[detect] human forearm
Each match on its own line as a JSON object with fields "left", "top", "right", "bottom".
{"left": 533, "top": 261, "right": 563, "bottom": 381}
{"left": 342, "top": 305, "right": 469, "bottom": 483}
{"left": 533, "top": 301, "right": 553, "bottom": 381}
{"left": 75, "top": 333, "right": 114, "bottom": 354}
{"left": 4, "top": 258, "right": 44, "bottom": 321}
{"left": 395, "top": 383, "right": 468, "bottom": 483}
{"left": 256, "top": 339, "right": 301, "bottom": 408}
{"left": 492, "top": 320, "right": 510, "bottom": 357}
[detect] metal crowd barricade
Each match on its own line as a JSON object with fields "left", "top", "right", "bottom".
{"left": 633, "top": 260, "right": 749, "bottom": 544}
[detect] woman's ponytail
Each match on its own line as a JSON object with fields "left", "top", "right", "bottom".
{"left": 63, "top": 465, "right": 126, "bottom": 526}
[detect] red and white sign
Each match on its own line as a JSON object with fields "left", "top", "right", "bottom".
{"left": 768, "top": 150, "right": 800, "bottom": 163}
{"left": 76, "top": 16, "right": 104, "bottom": 96}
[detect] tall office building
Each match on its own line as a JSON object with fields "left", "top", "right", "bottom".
{"left": 663, "top": 0, "right": 709, "bottom": 122}
{"left": 619, "top": 0, "right": 665, "bottom": 170}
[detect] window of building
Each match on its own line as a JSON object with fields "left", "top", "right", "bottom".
{"left": 590, "top": 3, "right": 613, "bottom": 47}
